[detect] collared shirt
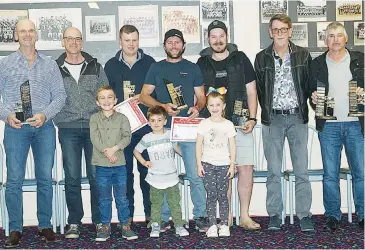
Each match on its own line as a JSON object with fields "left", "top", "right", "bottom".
{"left": 272, "top": 48, "right": 299, "bottom": 110}
{"left": 90, "top": 111, "right": 131, "bottom": 167}
{"left": 326, "top": 50, "right": 358, "bottom": 122}
{"left": 119, "top": 50, "right": 141, "bottom": 69}
{"left": 0, "top": 50, "right": 66, "bottom": 121}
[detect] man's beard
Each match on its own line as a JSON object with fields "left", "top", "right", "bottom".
{"left": 165, "top": 48, "right": 185, "bottom": 59}
{"left": 211, "top": 42, "right": 227, "bottom": 53}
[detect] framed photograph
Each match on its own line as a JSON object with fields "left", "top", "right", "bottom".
{"left": 297, "top": 0, "right": 326, "bottom": 22}
{"left": 29, "top": 8, "right": 82, "bottom": 50}
{"left": 170, "top": 117, "right": 204, "bottom": 142}
{"left": 316, "top": 21, "right": 344, "bottom": 47}
{"left": 261, "top": 0, "right": 288, "bottom": 23}
{"left": 354, "top": 22, "right": 364, "bottom": 46}
{"left": 291, "top": 23, "right": 308, "bottom": 48}
{"left": 115, "top": 98, "right": 148, "bottom": 133}
{"left": 118, "top": 5, "right": 159, "bottom": 47}
{"left": 0, "top": 10, "right": 28, "bottom": 51}
{"left": 200, "top": 0, "right": 229, "bottom": 23}
{"left": 336, "top": 1, "right": 363, "bottom": 21}
{"left": 162, "top": 6, "right": 200, "bottom": 44}
{"left": 85, "top": 15, "right": 116, "bottom": 42}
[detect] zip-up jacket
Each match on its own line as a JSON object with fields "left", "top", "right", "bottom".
{"left": 254, "top": 41, "right": 311, "bottom": 125}
{"left": 309, "top": 49, "right": 364, "bottom": 135}
{"left": 54, "top": 51, "right": 109, "bottom": 128}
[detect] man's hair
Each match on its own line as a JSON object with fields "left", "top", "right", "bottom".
{"left": 206, "top": 92, "right": 226, "bottom": 118}
{"left": 119, "top": 24, "right": 139, "bottom": 38}
{"left": 147, "top": 105, "right": 167, "bottom": 120}
{"left": 325, "top": 21, "right": 347, "bottom": 38}
{"left": 96, "top": 85, "right": 115, "bottom": 100}
{"left": 269, "top": 13, "right": 292, "bottom": 29}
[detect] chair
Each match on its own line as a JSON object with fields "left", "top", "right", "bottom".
{"left": 284, "top": 125, "right": 323, "bottom": 224}
{"left": 2, "top": 148, "right": 58, "bottom": 236}
{"left": 234, "top": 124, "right": 287, "bottom": 225}
{"left": 339, "top": 167, "right": 353, "bottom": 223}
{"left": 58, "top": 149, "right": 90, "bottom": 234}
{"left": 0, "top": 144, "right": 4, "bottom": 229}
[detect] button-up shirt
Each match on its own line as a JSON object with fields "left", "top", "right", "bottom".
{"left": 0, "top": 50, "right": 66, "bottom": 121}
{"left": 90, "top": 111, "right": 131, "bottom": 167}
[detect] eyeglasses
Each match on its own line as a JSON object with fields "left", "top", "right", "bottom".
{"left": 63, "top": 36, "right": 82, "bottom": 43}
{"left": 271, "top": 27, "right": 289, "bottom": 34}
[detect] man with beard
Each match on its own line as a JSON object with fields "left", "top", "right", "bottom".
{"left": 140, "top": 29, "right": 209, "bottom": 232}
{"left": 196, "top": 20, "right": 260, "bottom": 230}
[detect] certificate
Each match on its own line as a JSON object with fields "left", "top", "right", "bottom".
{"left": 115, "top": 98, "right": 148, "bottom": 133}
{"left": 170, "top": 117, "right": 204, "bottom": 142}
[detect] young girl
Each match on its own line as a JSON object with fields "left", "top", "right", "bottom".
{"left": 196, "top": 91, "right": 236, "bottom": 237}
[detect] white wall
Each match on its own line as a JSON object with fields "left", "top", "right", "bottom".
{"left": 0, "top": 0, "right": 354, "bottom": 227}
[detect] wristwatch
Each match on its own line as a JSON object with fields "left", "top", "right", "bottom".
{"left": 249, "top": 117, "right": 257, "bottom": 124}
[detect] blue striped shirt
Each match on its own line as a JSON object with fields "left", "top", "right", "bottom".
{"left": 0, "top": 50, "right": 66, "bottom": 122}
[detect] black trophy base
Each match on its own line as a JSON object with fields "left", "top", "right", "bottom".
{"left": 316, "top": 115, "right": 337, "bottom": 120}
{"left": 177, "top": 104, "right": 188, "bottom": 110}
{"left": 348, "top": 112, "right": 365, "bottom": 117}
{"left": 15, "top": 112, "right": 25, "bottom": 122}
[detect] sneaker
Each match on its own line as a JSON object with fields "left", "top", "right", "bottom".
{"left": 325, "top": 216, "right": 340, "bottom": 231}
{"left": 150, "top": 222, "right": 160, "bottom": 238}
{"left": 300, "top": 216, "right": 315, "bottom": 232}
{"left": 65, "top": 224, "right": 80, "bottom": 239}
{"left": 121, "top": 225, "right": 138, "bottom": 240}
{"left": 175, "top": 226, "right": 189, "bottom": 237}
{"left": 160, "top": 221, "right": 171, "bottom": 232}
{"left": 218, "top": 225, "right": 230, "bottom": 237}
{"left": 95, "top": 224, "right": 110, "bottom": 242}
{"left": 195, "top": 217, "right": 209, "bottom": 232}
{"left": 268, "top": 215, "right": 282, "bottom": 231}
{"left": 206, "top": 225, "right": 218, "bottom": 238}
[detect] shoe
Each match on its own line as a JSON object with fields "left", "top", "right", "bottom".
{"left": 195, "top": 217, "right": 209, "bottom": 232}
{"left": 121, "top": 224, "right": 138, "bottom": 240}
{"left": 175, "top": 226, "right": 189, "bottom": 237}
{"left": 4, "top": 231, "right": 22, "bottom": 248}
{"left": 359, "top": 219, "right": 364, "bottom": 228}
{"left": 300, "top": 216, "right": 315, "bottom": 232}
{"left": 160, "top": 221, "right": 171, "bottom": 232}
{"left": 65, "top": 224, "right": 80, "bottom": 239}
{"left": 325, "top": 216, "right": 340, "bottom": 231}
{"left": 95, "top": 224, "right": 110, "bottom": 242}
{"left": 150, "top": 222, "right": 160, "bottom": 238}
{"left": 206, "top": 225, "right": 218, "bottom": 238}
{"left": 218, "top": 225, "right": 230, "bottom": 237}
{"left": 239, "top": 219, "right": 261, "bottom": 230}
{"left": 268, "top": 215, "right": 282, "bottom": 231}
{"left": 38, "top": 228, "right": 61, "bottom": 242}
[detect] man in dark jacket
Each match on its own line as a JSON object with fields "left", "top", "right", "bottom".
{"left": 196, "top": 20, "right": 260, "bottom": 230}
{"left": 310, "top": 21, "right": 364, "bottom": 230}
{"left": 54, "top": 27, "right": 108, "bottom": 238}
{"left": 254, "top": 14, "right": 314, "bottom": 232}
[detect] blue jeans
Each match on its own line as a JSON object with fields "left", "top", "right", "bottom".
{"left": 318, "top": 121, "right": 364, "bottom": 221}
{"left": 4, "top": 120, "right": 56, "bottom": 232}
{"left": 58, "top": 127, "right": 100, "bottom": 225}
{"left": 180, "top": 142, "right": 207, "bottom": 219}
{"left": 96, "top": 166, "right": 130, "bottom": 225}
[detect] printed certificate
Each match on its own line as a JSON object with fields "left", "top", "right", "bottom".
{"left": 115, "top": 98, "right": 148, "bottom": 133}
{"left": 170, "top": 117, "right": 204, "bottom": 142}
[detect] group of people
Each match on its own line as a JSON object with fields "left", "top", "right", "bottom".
{"left": 0, "top": 12, "right": 363, "bottom": 248}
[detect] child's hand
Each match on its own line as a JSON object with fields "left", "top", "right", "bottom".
{"left": 143, "top": 161, "right": 153, "bottom": 168}
{"left": 108, "top": 155, "right": 118, "bottom": 164}
{"left": 197, "top": 164, "right": 205, "bottom": 177}
{"left": 104, "top": 146, "right": 118, "bottom": 158}
{"left": 226, "top": 164, "right": 235, "bottom": 179}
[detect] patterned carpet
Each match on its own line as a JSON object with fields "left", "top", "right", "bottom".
{"left": 0, "top": 215, "right": 363, "bottom": 249}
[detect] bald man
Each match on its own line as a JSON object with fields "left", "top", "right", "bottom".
{"left": 0, "top": 19, "right": 66, "bottom": 248}
{"left": 54, "top": 27, "right": 108, "bottom": 239}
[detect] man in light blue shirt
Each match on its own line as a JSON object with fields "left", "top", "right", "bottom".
{"left": 0, "top": 19, "right": 66, "bottom": 248}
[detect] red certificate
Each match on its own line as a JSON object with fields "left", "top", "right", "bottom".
{"left": 170, "top": 117, "right": 204, "bottom": 142}
{"left": 115, "top": 98, "right": 148, "bottom": 133}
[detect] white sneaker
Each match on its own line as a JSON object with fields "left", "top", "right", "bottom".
{"left": 219, "top": 225, "right": 230, "bottom": 237}
{"left": 175, "top": 226, "right": 189, "bottom": 237}
{"left": 150, "top": 222, "right": 160, "bottom": 238}
{"left": 206, "top": 225, "right": 218, "bottom": 237}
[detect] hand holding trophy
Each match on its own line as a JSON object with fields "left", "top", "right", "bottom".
{"left": 315, "top": 83, "right": 337, "bottom": 120}
{"left": 15, "top": 80, "right": 36, "bottom": 125}
{"left": 163, "top": 78, "right": 188, "bottom": 110}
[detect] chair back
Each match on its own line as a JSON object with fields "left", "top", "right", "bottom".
{"left": 0, "top": 143, "right": 3, "bottom": 184}
{"left": 81, "top": 149, "right": 87, "bottom": 177}
{"left": 307, "top": 125, "right": 318, "bottom": 170}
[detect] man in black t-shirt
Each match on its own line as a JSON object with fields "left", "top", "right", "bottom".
{"left": 196, "top": 20, "right": 260, "bottom": 230}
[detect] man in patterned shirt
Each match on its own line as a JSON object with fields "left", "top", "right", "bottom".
{"left": 254, "top": 14, "right": 314, "bottom": 232}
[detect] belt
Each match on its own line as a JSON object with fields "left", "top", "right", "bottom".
{"left": 273, "top": 107, "right": 300, "bottom": 115}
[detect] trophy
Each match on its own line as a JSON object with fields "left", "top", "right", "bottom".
{"left": 163, "top": 78, "right": 188, "bottom": 110}
{"left": 232, "top": 97, "right": 250, "bottom": 129}
{"left": 315, "top": 85, "right": 337, "bottom": 120}
{"left": 348, "top": 80, "right": 364, "bottom": 117}
{"left": 15, "top": 80, "right": 33, "bottom": 123}
{"left": 123, "top": 80, "right": 136, "bottom": 100}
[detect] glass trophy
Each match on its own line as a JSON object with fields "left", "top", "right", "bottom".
{"left": 15, "top": 80, "right": 33, "bottom": 123}
{"left": 163, "top": 78, "right": 188, "bottom": 110}
{"left": 232, "top": 97, "right": 250, "bottom": 129}
{"left": 348, "top": 80, "right": 364, "bottom": 117}
{"left": 315, "top": 86, "right": 337, "bottom": 120}
{"left": 123, "top": 80, "right": 136, "bottom": 100}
